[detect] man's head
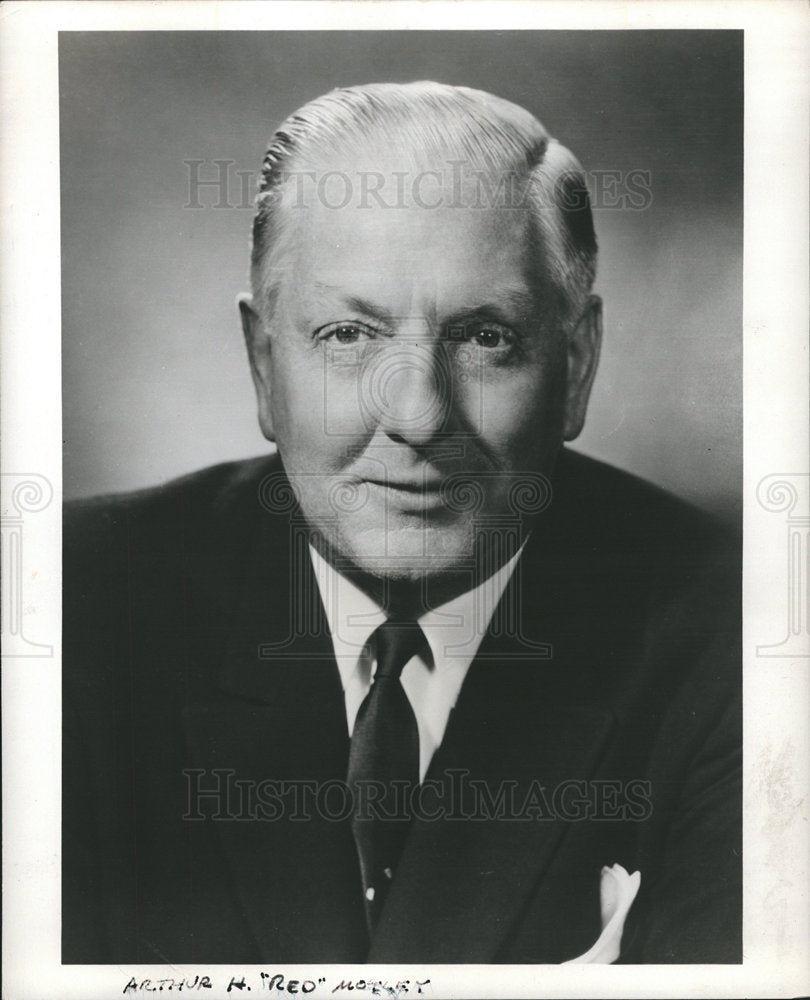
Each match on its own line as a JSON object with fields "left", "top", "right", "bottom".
{"left": 240, "top": 81, "right": 601, "bottom": 601}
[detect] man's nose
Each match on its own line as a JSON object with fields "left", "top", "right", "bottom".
{"left": 362, "top": 336, "right": 452, "bottom": 445}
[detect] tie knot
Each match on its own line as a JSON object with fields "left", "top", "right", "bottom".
{"left": 373, "top": 619, "right": 428, "bottom": 680}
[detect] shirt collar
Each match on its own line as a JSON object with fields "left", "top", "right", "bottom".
{"left": 309, "top": 542, "right": 526, "bottom": 688}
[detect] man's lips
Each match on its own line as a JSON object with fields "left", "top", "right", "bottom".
{"left": 360, "top": 477, "right": 449, "bottom": 511}
{"left": 364, "top": 478, "right": 444, "bottom": 493}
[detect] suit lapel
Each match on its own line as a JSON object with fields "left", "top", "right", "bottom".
{"left": 183, "top": 500, "right": 368, "bottom": 961}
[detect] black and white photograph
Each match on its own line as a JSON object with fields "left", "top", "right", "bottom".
{"left": 2, "top": 3, "right": 808, "bottom": 999}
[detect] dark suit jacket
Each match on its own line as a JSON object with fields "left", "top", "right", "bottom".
{"left": 63, "top": 448, "right": 741, "bottom": 964}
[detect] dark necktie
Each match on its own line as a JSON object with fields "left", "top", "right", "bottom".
{"left": 347, "top": 618, "right": 427, "bottom": 932}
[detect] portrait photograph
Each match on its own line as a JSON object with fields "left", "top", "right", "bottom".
{"left": 2, "top": 4, "right": 808, "bottom": 1000}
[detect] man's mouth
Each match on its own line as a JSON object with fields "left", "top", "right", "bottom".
{"left": 365, "top": 478, "right": 444, "bottom": 493}
{"left": 363, "top": 477, "right": 447, "bottom": 510}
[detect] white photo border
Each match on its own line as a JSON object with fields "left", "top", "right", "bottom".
{"left": 1, "top": 2, "right": 808, "bottom": 998}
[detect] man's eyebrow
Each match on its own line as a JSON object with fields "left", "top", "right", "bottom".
{"left": 311, "top": 282, "right": 395, "bottom": 323}
{"left": 443, "top": 288, "right": 538, "bottom": 326}
{"left": 310, "top": 281, "right": 539, "bottom": 326}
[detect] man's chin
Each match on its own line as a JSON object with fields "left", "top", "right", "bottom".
{"left": 327, "top": 524, "right": 477, "bottom": 584}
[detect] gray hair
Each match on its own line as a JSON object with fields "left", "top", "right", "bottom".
{"left": 250, "top": 81, "right": 597, "bottom": 326}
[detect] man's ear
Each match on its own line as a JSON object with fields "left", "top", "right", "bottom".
{"left": 238, "top": 293, "right": 275, "bottom": 443}
{"left": 563, "top": 294, "right": 602, "bottom": 441}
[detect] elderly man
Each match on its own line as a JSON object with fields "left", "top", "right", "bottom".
{"left": 63, "top": 82, "right": 741, "bottom": 965}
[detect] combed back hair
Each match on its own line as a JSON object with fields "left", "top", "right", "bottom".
{"left": 250, "top": 81, "right": 597, "bottom": 327}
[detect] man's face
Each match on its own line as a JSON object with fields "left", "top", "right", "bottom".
{"left": 242, "top": 157, "right": 600, "bottom": 588}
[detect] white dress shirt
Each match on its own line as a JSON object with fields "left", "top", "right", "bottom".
{"left": 309, "top": 544, "right": 525, "bottom": 781}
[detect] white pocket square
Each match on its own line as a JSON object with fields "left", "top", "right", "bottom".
{"left": 562, "top": 863, "right": 641, "bottom": 964}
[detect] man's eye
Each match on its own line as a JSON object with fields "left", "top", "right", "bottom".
{"left": 467, "top": 324, "right": 512, "bottom": 349}
{"left": 318, "top": 322, "right": 377, "bottom": 345}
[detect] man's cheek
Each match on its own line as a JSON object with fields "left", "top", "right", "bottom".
{"left": 479, "top": 388, "right": 546, "bottom": 451}
{"left": 270, "top": 365, "right": 322, "bottom": 452}
{"left": 323, "top": 365, "right": 379, "bottom": 439}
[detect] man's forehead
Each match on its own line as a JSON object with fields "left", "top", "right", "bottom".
{"left": 262, "top": 140, "right": 548, "bottom": 319}
{"left": 265, "top": 191, "right": 543, "bottom": 324}
{"left": 289, "top": 192, "right": 532, "bottom": 258}
{"left": 307, "top": 279, "right": 538, "bottom": 314}
{"left": 278, "top": 136, "right": 534, "bottom": 212}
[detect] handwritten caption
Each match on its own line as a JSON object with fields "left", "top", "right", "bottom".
{"left": 123, "top": 973, "right": 431, "bottom": 998}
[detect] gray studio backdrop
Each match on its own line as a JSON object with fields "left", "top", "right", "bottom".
{"left": 60, "top": 31, "right": 742, "bottom": 523}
